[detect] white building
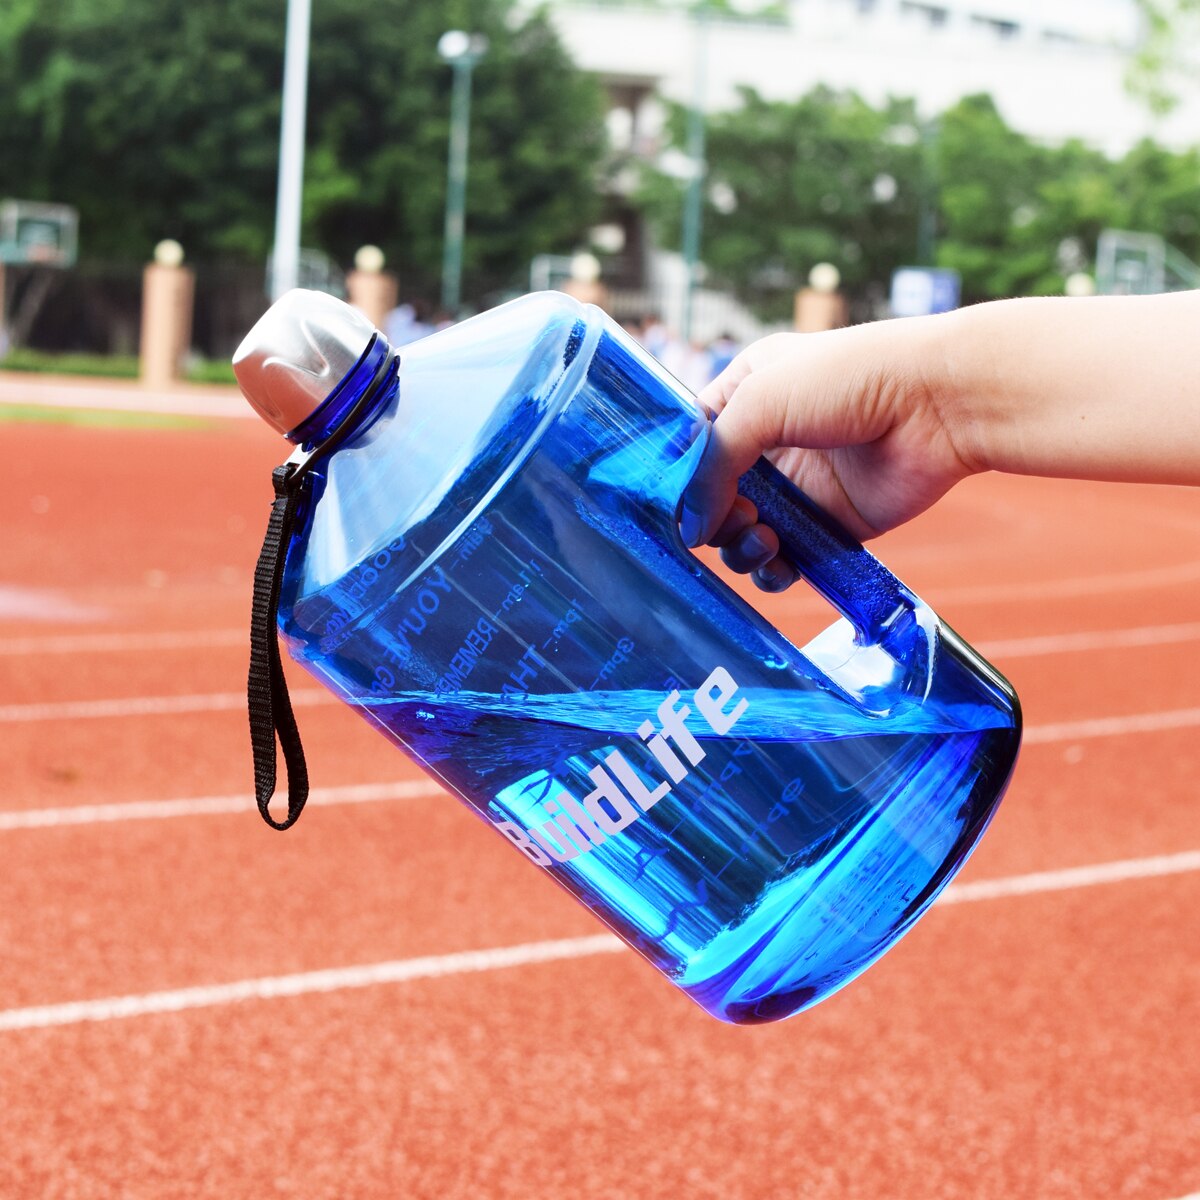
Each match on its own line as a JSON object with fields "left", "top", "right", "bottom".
{"left": 531, "top": 0, "right": 1200, "bottom": 157}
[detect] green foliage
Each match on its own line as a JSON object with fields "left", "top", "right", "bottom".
{"left": 0, "top": 346, "right": 238, "bottom": 383}
{"left": 0, "top": 348, "right": 141, "bottom": 378}
{"left": 1110, "top": 138, "right": 1200, "bottom": 261}
{"left": 184, "top": 358, "right": 239, "bottom": 385}
{"left": 0, "top": 402, "right": 208, "bottom": 429}
{"left": 936, "top": 94, "right": 1200, "bottom": 300}
{"left": 640, "top": 85, "right": 1200, "bottom": 313}
{"left": 639, "top": 86, "right": 925, "bottom": 319}
{"left": 0, "top": 0, "right": 606, "bottom": 298}
{"left": 1126, "top": 0, "right": 1200, "bottom": 114}
{"left": 936, "top": 94, "right": 1074, "bottom": 298}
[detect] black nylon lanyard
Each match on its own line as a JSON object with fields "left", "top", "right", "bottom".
{"left": 248, "top": 463, "right": 310, "bottom": 829}
{"left": 247, "top": 344, "right": 399, "bottom": 831}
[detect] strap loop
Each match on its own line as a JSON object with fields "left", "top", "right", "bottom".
{"left": 248, "top": 463, "right": 310, "bottom": 829}
{"left": 246, "top": 346, "right": 400, "bottom": 831}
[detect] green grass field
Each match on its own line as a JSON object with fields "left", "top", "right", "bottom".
{"left": 0, "top": 402, "right": 210, "bottom": 430}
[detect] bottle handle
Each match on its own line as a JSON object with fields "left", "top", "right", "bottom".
{"left": 737, "top": 457, "right": 916, "bottom": 644}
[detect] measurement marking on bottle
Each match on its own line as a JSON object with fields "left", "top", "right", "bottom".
{"left": 501, "top": 644, "right": 548, "bottom": 697}
{"left": 321, "top": 560, "right": 451, "bottom": 658}
{"left": 433, "top": 617, "right": 499, "bottom": 695}
{"left": 449, "top": 516, "right": 493, "bottom": 571}
{"left": 541, "top": 600, "right": 582, "bottom": 651}
{"left": 8, "top": 618, "right": 1199, "bottom": 659}
{"left": 492, "top": 559, "right": 544, "bottom": 622}
{"left": 340, "top": 538, "right": 408, "bottom": 604}
{"left": 588, "top": 637, "right": 636, "bottom": 691}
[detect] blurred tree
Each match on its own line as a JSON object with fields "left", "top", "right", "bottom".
{"left": 640, "top": 85, "right": 1200, "bottom": 314}
{"left": 935, "top": 93, "right": 1068, "bottom": 299}
{"left": 638, "top": 86, "right": 925, "bottom": 320}
{"left": 1112, "top": 137, "right": 1200, "bottom": 263}
{"left": 936, "top": 95, "right": 1198, "bottom": 299}
{"left": 1008, "top": 137, "right": 1128, "bottom": 294}
{"left": 1127, "top": 0, "right": 1200, "bottom": 113}
{"left": 0, "top": 0, "right": 604, "bottom": 297}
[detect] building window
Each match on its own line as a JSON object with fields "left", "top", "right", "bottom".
{"left": 970, "top": 15, "right": 1020, "bottom": 38}
{"left": 899, "top": 2, "right": 949, "bottom": 26}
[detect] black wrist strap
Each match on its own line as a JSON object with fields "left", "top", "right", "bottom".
{"left": 249, "top": 462, "right": 310, "bottom": 830}
{"left": 246, "top": 342, "right": 400, "bottom": 831}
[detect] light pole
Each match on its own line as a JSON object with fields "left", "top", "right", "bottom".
{"left": 438, "top": 30, "right": 488, "bottom": 315}
{"left": 916, "top": 117, "right": 940, "bottom": 268}
{"left": 680, "top": 4, "right": 710, "bottom": 343}
{"left": 271, "top": 0, "right": 313, "bottom": 300}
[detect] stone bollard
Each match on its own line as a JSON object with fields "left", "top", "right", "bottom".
{"left": 0, "top": 261, "right": 8, "bottom": 357}
{"left": 140, "top": 240, "right": 195, "bottom": 388}
{"left": 560, "top": 252, "right": 610, "bottom": 312}
{"left": 346, "top": 245, "right": 399, "bottom": 331}
{"left": 561, "top": 277, "right": 610, "bottom": 310}
{"left": 793, "top": 262, "right": 847, "bottom": 333}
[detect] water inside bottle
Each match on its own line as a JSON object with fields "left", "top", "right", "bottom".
{"left": 351, "top": 684, "right": 1011, "bottom": 1021}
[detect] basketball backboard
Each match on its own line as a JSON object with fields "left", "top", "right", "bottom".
{"left": 0, "top": 199, "right": 79, "bottom": 267}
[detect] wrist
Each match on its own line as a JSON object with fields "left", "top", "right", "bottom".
{"left": 912, "top": 300, "right": 1017, "bottom": 477}
{"left": 904, "top": 305, "right": 997, "bottom": 476}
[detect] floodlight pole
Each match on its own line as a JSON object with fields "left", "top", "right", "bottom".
{"left": 271, "top": 0, "right": 313, "bottom": 300}
{"left": 916, "top": 117, "right": 940, "bottom": 268}
{"left": 681, "top": 4, "right": 710, "bottom": 343}
{"left": 440, "top": 32, "right": 487, "bottom": 315}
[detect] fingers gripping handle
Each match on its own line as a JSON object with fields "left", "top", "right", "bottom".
{"left": 737, "top": 458, "right": 914, "bottom": 644}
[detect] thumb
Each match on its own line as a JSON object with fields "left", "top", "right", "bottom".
{"left": 680, "top": 371, "right": 779, "bottom": 547}
{"left": 680, "top": 348, "right": 888, "bottom": 547}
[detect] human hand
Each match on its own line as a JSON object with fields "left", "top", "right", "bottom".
{"left": 680, "top": 318, "right": 978, "bottom": 592}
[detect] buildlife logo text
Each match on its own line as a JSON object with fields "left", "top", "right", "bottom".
{"left": 493, "top": 666, "right": 748, "bottom": 867}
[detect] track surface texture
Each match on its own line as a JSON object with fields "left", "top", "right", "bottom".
{"left": 1, "top": 408, "right": 1198, "bottom": 1200}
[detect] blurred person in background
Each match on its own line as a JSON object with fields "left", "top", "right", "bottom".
{"left": 707, "top": 331, "right": 741, "bottom": 382}
{"left": 384, "top": 301, "right": 434, "bottom": 347}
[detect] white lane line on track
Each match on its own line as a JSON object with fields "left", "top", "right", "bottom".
{"left": 934, "top": 559, "right": 1200, "bottom": 603}
{"left": 0, "top": 629, "right": 245, "bottom": 655}
{"left": 1023, "top": 708, "right": 1200, "bottom": 745}
{"left": 0, "top": 935, "right": 627, "bottom": 1032}
{"left": 976, "top": 620, "right": 1200, "bottom": 660}
{"left": 5, "top": 677, "right": 1200, "bottom": 748}
{"left": 937, "top": 852, "right": 1200, "bottom": 903}
{"left": 1, "top": 850, "right": 1196, "bottom": 1032}
{"left": 6, "top": 610, "right": 1200, "bottom": 660}
{"left": 0, "top": 585, "right": 109, "bottom": 624}
{"left": 3, "top": 706, "right": 1200, "bottom": 832}
{"left": 0, "top": 689, "right": 334, "bottom": 722}
{"left": 0, "top": 780, "right": 444, "bottom": 831}
{"left": 2, "top": 615, "right": 1200, "bottom": 722}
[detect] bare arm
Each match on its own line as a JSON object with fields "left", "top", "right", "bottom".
{"left": 682, "top": 291, "right": 1200, "bottom": 590}
{"left": 940, "top": 292, "right": 1200, "bottom": 485}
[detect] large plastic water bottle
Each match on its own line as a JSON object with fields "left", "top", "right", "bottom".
{"left": 235, "top": 290, "right": 1020, "bottom": 1024}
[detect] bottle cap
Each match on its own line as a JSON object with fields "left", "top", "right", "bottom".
{"left": 233, "top": 289, "right": 377, "bottom": 436}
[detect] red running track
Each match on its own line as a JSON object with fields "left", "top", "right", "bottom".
{"left": 1, "top": 414, "right": 1198, "bottom": 1199}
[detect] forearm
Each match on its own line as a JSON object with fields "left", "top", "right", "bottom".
{"left": 928, "top": 292, "right": 1200, "bottom": 486}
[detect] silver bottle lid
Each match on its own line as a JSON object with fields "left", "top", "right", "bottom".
{"left": 233, "top": 289, "right": 378, "bottom": 436}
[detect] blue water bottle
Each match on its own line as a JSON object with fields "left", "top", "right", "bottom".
{"left": 236, "top": 290, "right": 1020, "bottom": 1024}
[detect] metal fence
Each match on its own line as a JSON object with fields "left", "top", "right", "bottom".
{"left": 2, "top": 260, "right": 275, "bottom": 362}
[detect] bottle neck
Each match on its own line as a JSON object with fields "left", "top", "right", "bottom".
{"left": 287, "top": 334, "right": 397, "bottom": 449}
